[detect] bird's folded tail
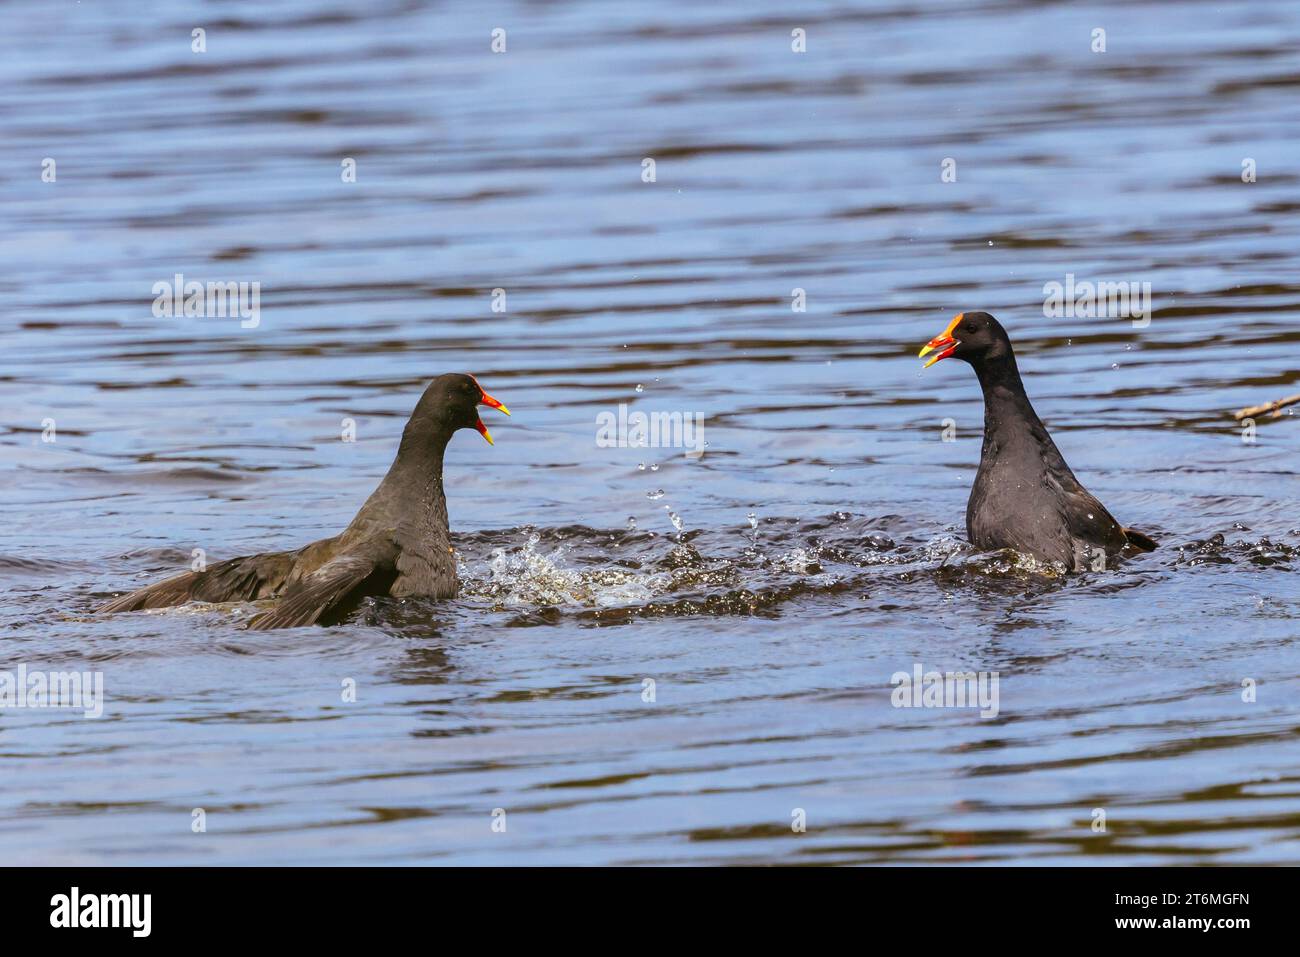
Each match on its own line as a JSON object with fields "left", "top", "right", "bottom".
{"left": 1122, "top": 527, "right": 1158, "bottom": 552}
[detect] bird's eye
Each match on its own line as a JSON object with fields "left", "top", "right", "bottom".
{"left": 964, "top": 323, "right": 977, "bottom": 333}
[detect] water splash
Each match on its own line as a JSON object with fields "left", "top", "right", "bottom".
{"left": 460, "top": 534, "right": 658, "bottom": 608}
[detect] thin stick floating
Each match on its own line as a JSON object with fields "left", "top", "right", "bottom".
{"left": 1234, "top": 393, "right": 1300, "bottom": 420}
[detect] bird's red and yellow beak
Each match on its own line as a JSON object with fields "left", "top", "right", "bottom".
{"left": 469, "top": 375, "right": 510, "bottom": 445}
{"left": 918, "top": 314, "right": 963, "bottom": 369}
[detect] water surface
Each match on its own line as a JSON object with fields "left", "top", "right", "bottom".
{"left": 2, "top": 0, "right": 1299, "bottom": 864}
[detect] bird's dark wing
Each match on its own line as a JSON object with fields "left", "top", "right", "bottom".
{"left": 1044, "top": 473, "right": 1157, "bottom": 560}
{"left": 98, "top": 549, "right": 300, "bottom": 613}
{"left": 1042, "top": 471, "right": 1128, "bottom": 566}
{"left": 1047, "top": 470, "right": 1158, "bottom": 555}
{"left": 244, "top": 550, "right": 387, "bottom": 631}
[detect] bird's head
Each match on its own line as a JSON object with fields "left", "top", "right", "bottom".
{"left": 918, "top": 311, "right": 1012, "bottom": 369}
{"left": 418, "top": 373, "right": 510, "bottom": 444}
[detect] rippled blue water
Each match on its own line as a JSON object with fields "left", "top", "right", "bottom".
{"left": 2, "top": 0, "right": 1299, "bottom": 864}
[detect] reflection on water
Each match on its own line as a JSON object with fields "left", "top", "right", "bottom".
{"left": 2, "top": 0, "right": 1299, "bottom": 864}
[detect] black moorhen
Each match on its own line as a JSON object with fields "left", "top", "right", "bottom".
{"left": 919, "top": 311, "right": 1156, "bottom": 570}
{"left": 98, "top": 373, "right": 509, "bottom": 629}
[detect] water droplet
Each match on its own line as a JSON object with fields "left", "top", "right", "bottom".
{"left": 637, "top": 462, "right": 646, "bottom": 471}
{"left": 647, "top": 489, "right": 664, "bottom": 500}
{"left": 634, "top": 384, "right": 644, "bottom": 393}
{"left": 747, "top": 512, "right": 758, "bottom": 531}
{"left": 667, "top": 510, "right": 684, "bottom": 533}
{"left": 649, "top": 463, "right": 659, "bottom": 472}
{"left": 626, "top": 516, "right": 637, "bottom": 530}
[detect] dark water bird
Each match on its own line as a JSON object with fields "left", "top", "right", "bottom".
{"left": 98, "top": 373, "right": 509, "bottom": 629}
{"left": 919, "top": 311, "right": 1157, "bottom": 570}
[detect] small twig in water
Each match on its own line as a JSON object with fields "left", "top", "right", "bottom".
{"left": 1234, "top": 393, "right": 1300, "bottom": 421}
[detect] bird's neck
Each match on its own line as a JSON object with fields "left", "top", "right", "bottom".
{"left": 973, "top": 353, "right": 1049, "bottom": 451}
{"left": 356, "top": 422, "right": 452, "bottom": 531}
